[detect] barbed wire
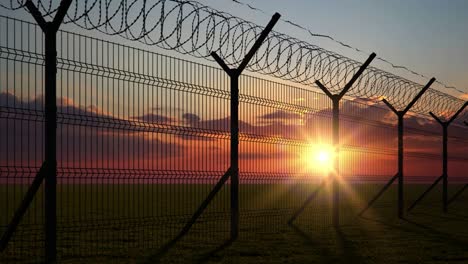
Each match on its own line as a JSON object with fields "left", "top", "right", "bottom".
{"left": 226, "top": 0, "right": 467, "bottom": 95}
{"left": 1, "top": 0, "right": 466, "bottom": 120}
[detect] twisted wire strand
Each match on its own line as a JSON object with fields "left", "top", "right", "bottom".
{"left": 1, "top": 0, "right": 466, "bottom": 119}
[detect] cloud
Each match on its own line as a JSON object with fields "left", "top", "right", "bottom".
{"left": 0, "top": 93, "right": 184, "bottom": 168}
{"left": 2, "top": 92, "right": 466, "bottom": 178}
{"left": 182, "top": 113, "right": 201, "bottom": 123}
{"left": 182, "top": 113, "right": 255, "bottom": 133}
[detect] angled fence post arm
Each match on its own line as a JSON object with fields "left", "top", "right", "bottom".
{"left": 315, "top": 81, "right": 333, "bottom": 98}
{"left": 382, "top": 99, "right": 398, "bottom": 114}
{"left": 448, "top": 184, "right": 468, "bottom": 205}
{"left": 25, "top": 0, "right": 73, "bottom": 32}
{"left": 448, "top": 102, "right": 467, "bottom": 124}
{"left": 288, "top": 178, "right": 328, "bottom": 224}
{"left": 292, "top": 53, "right": 375, "bottom": 226}
{"left": 211, "top": 52, "right": 232, "bottom": 74}
{"left": 358, "top": 173, "right": 399, "bottom": 216}
{"left": 402, "top": 78, "right": 435, "bottom": 114}
{"left": 170, "top": 169, "right": 232, "bottom": 243}
{"left": 315, "top": 52, "right": 376, "bottom": 101}
{"left": 0, "top": 163, "right": 47, "bottom": 252}
{"left": 24, "top": 1, "right": 47, "bottom": 30}
{"left": 338, "top": 53, "right": 376, "bottom": 99}
{"left": 407, "top": 175, "right": 444, "bottom": 212}
{"left": 52, "top": 0, "right": 73, "bottom": 29}
{"left": 237, "top": 13, "right": 281, "bottom": 73}
{"left": 429, "top": 112, "right": 443, "bottom": 124}
{"left": 151, "top": 169, "right": 232, "bottom": 260}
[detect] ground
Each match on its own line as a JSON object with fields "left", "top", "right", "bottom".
{"left": 155, "top": 205, "right": 468, "bottom": 263}
{"left": 1, "top": 183, "right": 467, "bottom": 263}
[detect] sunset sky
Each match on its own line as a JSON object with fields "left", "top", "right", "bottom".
{"left": 2, "top": 3, "right": 468, "bottom": 264}
{"left": 0, "top": 0, "right": 467, "bottom": 183}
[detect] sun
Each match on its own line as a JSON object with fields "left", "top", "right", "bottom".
{"left": 314, "top": 146, "right": 334, "bottom": 171}
{"left": 316, "top": 149, "right": 332, "bottom": 164}
{"left": 301, "top": 144, "right": 335, "bottom": 175}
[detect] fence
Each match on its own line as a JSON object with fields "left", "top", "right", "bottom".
{"left": 0, "top": 5, "right": 468, "bottom": 263}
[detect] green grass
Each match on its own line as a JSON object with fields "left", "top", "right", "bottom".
{"left": 1, "top": 183, "right": 467, "bottom": 263}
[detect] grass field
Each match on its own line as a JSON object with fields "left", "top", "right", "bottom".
{"left": 1, "top": 183, "right": 467, "bottom": 263}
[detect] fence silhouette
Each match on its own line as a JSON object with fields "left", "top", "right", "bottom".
{"left": 0, "top": 1, "right": 467, "bottom": 262}
{"left": 0, "top": 0, "right": 465, "bottom": 115}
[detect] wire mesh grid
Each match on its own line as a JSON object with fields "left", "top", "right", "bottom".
{"left": 0, "top": 15, "right": 467, "bottom": 262}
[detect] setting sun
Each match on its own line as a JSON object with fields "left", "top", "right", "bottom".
{"left": 316, "top": 149, "right": 331, "bottom": 163}
{"left": 314, "top": 146, "right": 334, "bottom": 171}
{"left": 301, "top": 144, "right": 335, "bottom": 175}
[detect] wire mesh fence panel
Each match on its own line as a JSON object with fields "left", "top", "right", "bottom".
{"left": 403, "top": 123, "right": 444, "bottom": 211}
{"left": 447, "top": 126, "right": 468, "bottom": 180}
{"left": 55, "top": 25, "right": 234, "bottom": 261}
{"left": 0, "top": 13, "right": 468, "bottom": 263}
{"left": 0, "top": 15, "right": 233, "bottom": 262}
{"left": 237, "top": 74, "right": 330, "bottom": 234}
{"left": 447, "top": 128, "right": 468, "bottom": 208}
{"left": 0, "top": 16, "right": 46, "bottom": 263}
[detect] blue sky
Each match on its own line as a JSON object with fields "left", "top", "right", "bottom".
{"left": 198, "top": 0, "right": 468, "bottom": 95}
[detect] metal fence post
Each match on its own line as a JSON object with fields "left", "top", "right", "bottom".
{"left": 28, "top": 1, "right": 72, "bottom": 262}
{"left": 332, "top": 96, "right": 340, "bottom": 226}
{"left": 165, "top": 12, "right": 280, "bottom": 244}
{"left": 360, "top": 78, "right": 435, "bottom": 217}
{"left": 230, "top": 73, "right": 240, "bottom": 238}
{"left": 408, "top": 102, "right": 467, "bottom": 213}
{"left": 442, "top": 124, "right": 448, "bottom": 212}
{"left": 0, "top": 1, "right": 72, "bottom": 262}
{"left": 43, "top": 24, "right": 58, "bottom": 264}
{"left": 290, "top": 53, "right": 376, "bottom": 227}
{"left": 397, "top": 113, "right": 404, "bottom": 218}
{"left": 211, "top": 12, "right": 280, "bottom": 239}
{"left": 379, "top": 78, "right": 435, "bottom": 218}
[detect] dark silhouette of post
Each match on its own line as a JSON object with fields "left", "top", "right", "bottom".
{"left": 164, "top": 12, "right": 280, "bottom": 245}
{"left": 0, "top": 0, "right": 72, "bottom": 262}
{"left": 211, "top": 12, "right": 280, "bottom": 239}
{"left": 289, "top": 53, "right": 376, "bottom": 227}
{"left": 359, "top": 78, "right": 435, "bottom": 218}
{"left": 408, "top": 102, "right": 467, "bottom": 212}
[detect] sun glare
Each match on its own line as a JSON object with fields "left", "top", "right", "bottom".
{"left": 301, "top": 144, "right": 335, "bottom": 175}
{"left": 314, "top": 147, "right": 334, "bottom": 171}
{"left": 316, "top": 150, "right": 331, "bottom": 163}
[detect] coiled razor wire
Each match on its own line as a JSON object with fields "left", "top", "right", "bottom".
{"left": 1, "top": 0, "right": 466, "bottom": 120}
{"left": 227, "top": 0, "right": 466, "bottom": 95}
